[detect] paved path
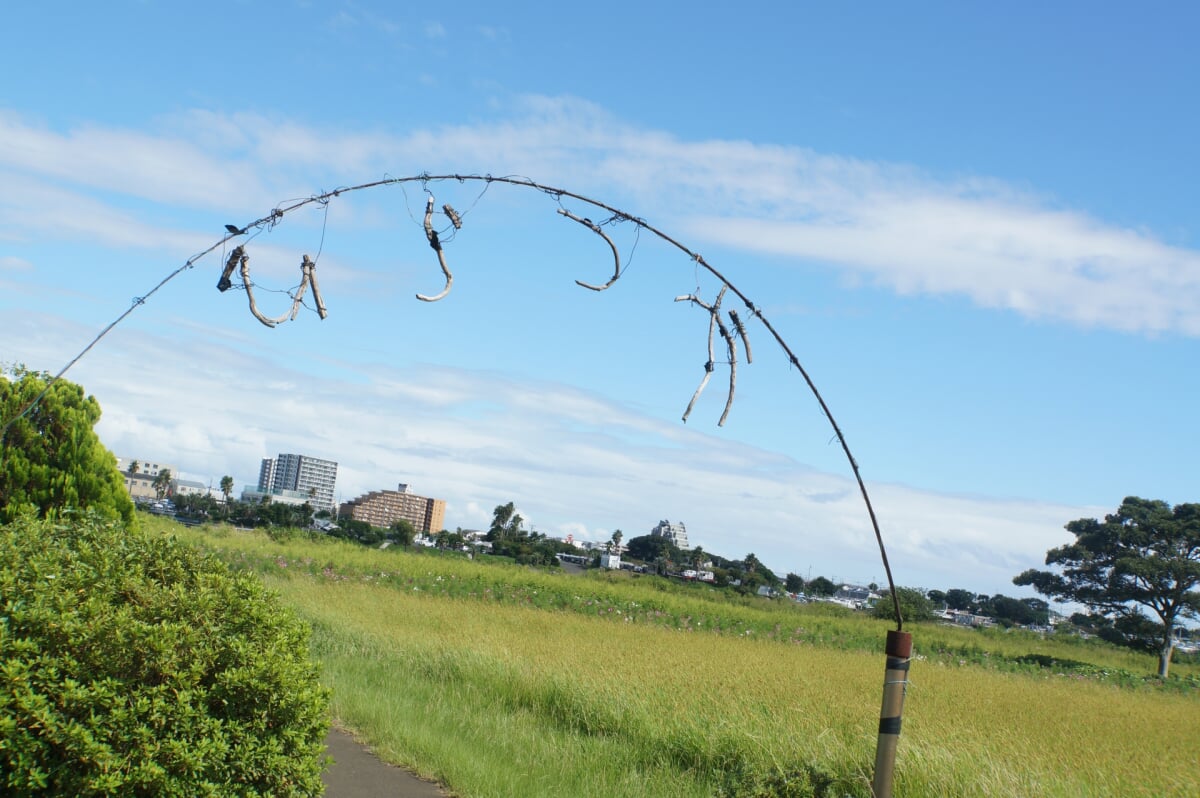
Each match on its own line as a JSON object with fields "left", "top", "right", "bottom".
{"left": 322, "top": 728, "right": 449, "bottom": 797}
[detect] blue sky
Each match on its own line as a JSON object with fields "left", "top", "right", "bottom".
{"left": 2, "top": 2, "right": 1197, "bottom": 599}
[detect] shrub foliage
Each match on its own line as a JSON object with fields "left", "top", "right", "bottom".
{"left": 0, "top": 514, "right": 330, "bottom": 796}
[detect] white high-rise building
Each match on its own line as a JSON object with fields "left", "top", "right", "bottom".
{"left": 257, "top": 453, "right": 338, "bottom": 510}
{"left": 651, "top": 519, "right": 690, "bottom": 550}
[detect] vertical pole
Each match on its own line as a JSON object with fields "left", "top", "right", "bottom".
{"left": 871, "top": 630, "right": 912, "bottom": 798}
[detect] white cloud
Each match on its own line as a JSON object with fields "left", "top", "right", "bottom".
{"left": 3, "top": 99, "right": 1196, "bottom": 335}
{"left": 691, "top": 198, "right": 1200, "bottom": 335}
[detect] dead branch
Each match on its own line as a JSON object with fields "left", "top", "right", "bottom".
{"left": 713, "top": 296, "right": 737, "bottom": 426}
{"left": 557, "top": 208, "right": 621, "bottom": 291}
{"left": 728, "top": 308, "right": 752, "bottom": 364}
{"left": 676, "top": 287, "right": 737, "bottom": 424}
{"left": 217, "top": 247, "right": 242, "bottom": 292}
{"left": 416, "top": 195, "right": 453, "bottom": 302}
{"left": 304, "top": 255, "right": 328, "bottom": 319}
{"left": 237, "top": 249, "right": 326, "bottom": 328}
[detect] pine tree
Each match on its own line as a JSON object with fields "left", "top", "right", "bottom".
{"left": 0, "top": 367, "right": 135, "bottom": 526}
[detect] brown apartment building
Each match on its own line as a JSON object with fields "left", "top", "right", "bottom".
{"left": 338, "top": 483, "right": 446, "bottom": 534}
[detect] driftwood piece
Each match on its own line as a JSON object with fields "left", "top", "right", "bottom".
{"left": 217, "top": 246, "right": 242, "bottom": 292}
{"left": 676, "top": 286, "right": 737, "bottom": 424}
{"left": 416, "top": 195, "right": 454, "bottom": 302}
{"left": 558, "top": 208, "right": 621, "bottom": 291}
{"left": 238, "top": 250, "right": 327, "bottom": 328}
{"left": 729, "top": 308, "right": 752, "bottom": 364}
{"left": 305, "top": 255, "right": 328, "bottom": 319}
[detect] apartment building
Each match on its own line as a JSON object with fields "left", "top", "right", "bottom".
{"left": 651, "top": 519, "right": 691, "bottom": 550}
{"left": 339, "top": 483, "right": 446, "bottom": 534}
{"left": 258, "top": 453, "right": 338, "bottom": 510}
{"left": 115, "top": 456, "right": 178, "bottom": 501}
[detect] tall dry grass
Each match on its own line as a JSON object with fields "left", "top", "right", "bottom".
{"left": 162, "top": 521, "right": 1200, "bottom": 797}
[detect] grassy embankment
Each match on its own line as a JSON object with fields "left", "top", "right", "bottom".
{"left": 152, "top": 519, "right": 1200, "bottom": 798}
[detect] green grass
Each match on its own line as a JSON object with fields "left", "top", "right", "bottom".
{"left": 156, "top": 520, "right": 1200, "bottom": 797}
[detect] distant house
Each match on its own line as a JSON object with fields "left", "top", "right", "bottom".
{"left": 240, "top": 487, "right": 312, "bottom": 506}
{"left": 681, "top": 569, "right": 715, "bottom": 582}
{"left": 834, "top": 584, "right": 880, "bottom": 609}
{"left": 940, "top": 609, "right": 995, "bottom": 628}
{"left": 173, "top": 478, "right": 209, "bottom": 497}
{"left": 116, "top": 457, "right": 177, "bottom": 502}
{"left": 600, "top": 552, "right": 622, "bottom": 570}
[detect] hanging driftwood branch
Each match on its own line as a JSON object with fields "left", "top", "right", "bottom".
{"left": 304, "top": 255, "right": 328, "bottom": 319}
{"left": 728, "top": 308, "right": 752, "bottom": 364}
{"left": 676, "top": 286, "right": 738, "bottom": 425}
{"left": 416, "top": 195, "right": 453, "bottom": 302}
{"left": 714, "top": 296, "right": 738, "bottom": 426}
{"left": 217, "top": 246, "right": 243, "bottom": 292}
{"left": 557, "top": 208, "right": 621, "bottom": 291}
{"left": 237, "top": 249, "right": 327, "bottom": 328}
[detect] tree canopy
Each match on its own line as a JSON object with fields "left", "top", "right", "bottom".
{"left": 873, "top": 586, "right": 936, "bottom": 624}
{"left": 486, "top": 501, "right": 526, "bottom": 541}
{"left": 1014, "top": 496, "right": 1200, "bottom": 678}
{"left": 624, "top": 534, "right": 683, "bottom": 565}
{"left": 806, "top": 576, "right": 837, "bottom": 596}
{"left": 0, "top": 367, "right": 134, "bottom": 526}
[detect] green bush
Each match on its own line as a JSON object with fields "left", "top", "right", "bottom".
{"left": 0, "top": 513, "right": 330, "bottom": 796}
{"left": 873, "top": 586, "right": 937, "bottom": 624}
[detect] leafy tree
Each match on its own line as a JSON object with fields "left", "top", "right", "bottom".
{"left": 128, "top": 459, "right": 139, "bottom": 477}
{"left": 873, "top": 586, "right": 937, "bottom": 624}
{"left": 743, "top": 552, "right": 762, "bottom": 574}
{"left": 220, "top": 474, "right": 234, "bottom": 503}
{"left": 733, "top": 552, "right": 779, "bottom": 589}
{"left": 785, "top": 572, "right": 805, "bottom": 593}
{"left": 624, "top": 533, "right": 681, "bottom": 564}
{"left": 487, "top": 501, "right": 526, "bottom": 541}
{"left": 1014, "top": 496, "right": 1200, "bottom": 678}
{"left": 944, "top": 588, "right": 976, "bottom": 611}
{"left": 173, "top": 492, "right": 218, "bottom": 521}
{"left": 0, "top": 367, "right": 134, "bottom": 526}
{"left": 806, "top": 576, "right": 837, "bottom": 596}
{"left": 333, "top": 517, "right": 380, "bottom": 544}
{"left": 979, "top": 594, "right": 1050, "bottom": 628}
{"left": 611, "top": 529, "right": 623, "bottom": 552}
{"left": 152, "top": 468, "right": 173, "bottom": 500}
{"left": 926, "top": 589, "right": 947, "bottom": 607}
{"left": 388, "top": 518, "right": 417, "bottom": 547}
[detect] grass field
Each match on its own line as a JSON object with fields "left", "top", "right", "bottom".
{"left": 155, "top": 520, "right": 1200, "bottom": 797}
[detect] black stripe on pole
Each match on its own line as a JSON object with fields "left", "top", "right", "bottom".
{"left": 878, "top": 716, "right": 903, "bottom": 735}
{"left": 885, "top": 656, "right": 910, "bottom": 671}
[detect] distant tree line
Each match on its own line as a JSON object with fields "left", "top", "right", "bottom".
{"left": 485, "top": 502, "right": 576, "bottom": 567}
